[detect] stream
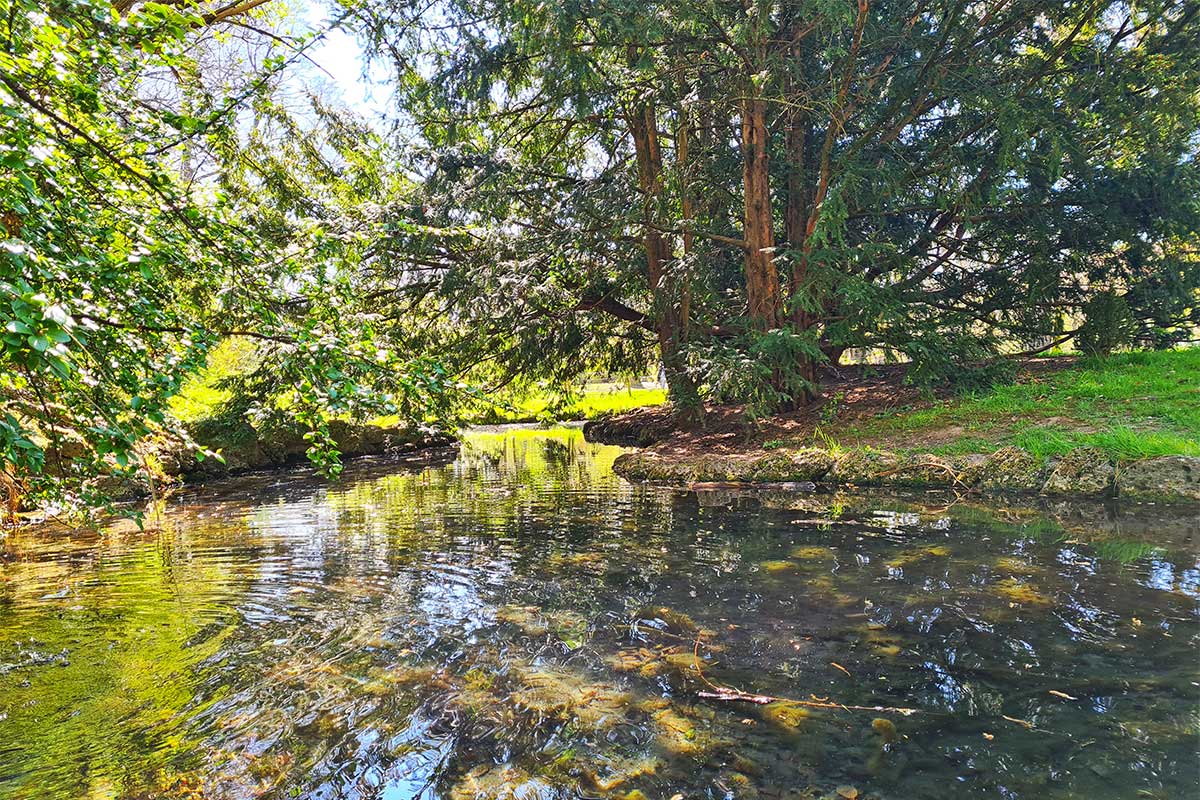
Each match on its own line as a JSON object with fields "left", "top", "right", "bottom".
{"left": 0, "top": 426, "right": 1197, "bottom": 799}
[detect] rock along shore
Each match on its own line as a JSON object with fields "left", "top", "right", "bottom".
{"left": 607, "top": 445, "right": 1200, "bottom": 504}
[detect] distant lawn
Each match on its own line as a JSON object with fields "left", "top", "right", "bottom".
{"left": 469, "top": 385, "right": 667, "bottom": 424}
{"left": 824, "top": 349, "right": 1199, "bottom": 461}
{"left": 172, "top": 345, "right": 667, "bottom": 429}
{"left": 169, "top": 339, "right": 255, "bottom": 423}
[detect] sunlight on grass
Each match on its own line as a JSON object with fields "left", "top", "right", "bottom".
{"left": 471, "top": 385, "right": 666, "bottom": 424}
{"left": 833, "top": 349, "right": 1199, "bottom": 461}
{"left": 169, "top": 340, "right": 257, "bottom": 423}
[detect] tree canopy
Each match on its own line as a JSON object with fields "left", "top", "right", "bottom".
{"left": 345, "top": 0, "right": 1198, "bottom": 409}
{"left": 2, "top": 0, "right": 1198, "bottom": 514}
{"left": 0, "top": 0, "right": 450, "bottom": 514}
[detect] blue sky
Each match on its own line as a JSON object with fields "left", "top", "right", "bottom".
{"left": 301, "top": 5, "right": 388, "bottom": 119}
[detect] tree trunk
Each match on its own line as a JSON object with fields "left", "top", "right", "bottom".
{"left": 783, "top": 30, "right": 819, "bottom": 403}
{"left": 741, "top": 96, "right": 781, "bottom": 332}
{"left": 628, "top": 97, "right": 703, "bottom": 427}
{"left": 676, "top": 100, "right": 694, "bottom": 340}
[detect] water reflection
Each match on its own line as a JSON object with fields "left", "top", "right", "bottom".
{"left": 0, "top": 426, "right": 1197, "bottom": 799}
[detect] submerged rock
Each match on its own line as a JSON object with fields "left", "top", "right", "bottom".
{"left": 992, "top": 577, "right": 1054, "bottom": 607}
{"left": 1118, "top": 456, "right": 1200, "bottom": 502}
{"left": 974, "top": 447, "right": 1047, "bottom": 492}
{"left": 449, "top": 764, "right": 554, "bottom": 800}
{"left": 828, "top": 448, "right": 901, "bottom": 485}
{"left": 748, "top": 449, "right": 835, "bottom": 482}
{"left": 789, "top": 545, "right": 835, "bottom": 560}
{"left": 1041, "top": 448, "right": 1116, "bottom": 496}
{"left": 871, "top": 717, "right": 898, "bottom": 744}
{"left": 885, "top": 544, "right": 951, "bottom": 569}
{"left": 762, "top": 701, "right": 811, "bottom": 730}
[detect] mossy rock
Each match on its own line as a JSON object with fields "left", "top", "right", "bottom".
{"left": 746, "top": 452, "right": 799, "bottom": 481}
{"left": 949, "top": 453, "right": 990, "bottom": 486}
{"left": 162, "top": 417, "right": 451, "bottom": 479}
{"left": 693, "top": 455, "right": 750, "bottom": 481}
{"left": 1040, "top": 447, "right": 1115, "bottom": 497}
{"left": 748, "top": 448, "right": 834, "bottom": 482}
{"left": 612, "top": 452, "right": 666, "bottom": 481}
{"left": 883, "top": 453, "right": 960, "bottom": 487}
{"left": 974, "top": 447, "right": 1047, "bottom": 492}
{"left": 1117, "top": 456, "right": 1200, "bottom": 503}
{"left": 619, "top": 453, "right": 701, "bottom": 483}
{"left": 828, "top": 448, "right": 901, "bottom": 485}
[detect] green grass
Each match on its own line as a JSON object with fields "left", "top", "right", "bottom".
{"left": 170, "top": 336, "right": 666, "bottom": 429}
{"left": 825, "top": 349, "right": 1200, "bottom": 462}
{"left": 469, "top": 385, "right": 666, "bottom": 424}
{"left": 169, "top": 339, "right": 256, "bottom": 423}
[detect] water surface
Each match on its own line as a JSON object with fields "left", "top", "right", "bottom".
{"left": 1, "top": 427, "right": 1197, "bottom": 799}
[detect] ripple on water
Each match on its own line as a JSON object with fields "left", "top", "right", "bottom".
{"left": 0, "top": 427, "right": 1197, "bottom": 800}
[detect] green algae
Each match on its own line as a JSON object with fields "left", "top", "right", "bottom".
{"left": 993, "top": 577, "right": 1055, "bottom": 606}
{"left": 763, "top": 701, "right": 812, "bottom": 730}
{"left": 789, "top": 545, "right": 835, "bottom": 560}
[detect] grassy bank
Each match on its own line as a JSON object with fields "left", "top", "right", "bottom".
{"left": 814, "top": 350, "right": 1198, "bottom": 461}
{"left": 170, "top": 344, "right": 667, "bottom": 430}
{"left": 606, "top": 350, "right": 1199, "bottom": 502}
{"left": 469, "top": 384, "right": 666, "bottom": 424}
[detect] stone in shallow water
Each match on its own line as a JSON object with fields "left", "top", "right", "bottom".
{"left": 992, "top": 577, "right": 1054, "bottom": 606}
{"left": 974, "top": 447, "right": 1047, "bottom": 492}
{"left": 449, "top": 764, "right": 554, "bottom": 800}
{"left": 871, "top": 717, "right": 898, "bottom": 744}
{"left": 761, "top": 701, "right": 811, "bottom": 730}
{"left": 1117, "top": 455, "right": 1200, "bottom": 502}
{"left": 885, "top": 544, "right": 951, "bottom": 568}
{"left": 789, "top": 545, "right": 835, "bottom": 560}
{"left": 1040, "top": 447, "right": 1115, "bottom": 496}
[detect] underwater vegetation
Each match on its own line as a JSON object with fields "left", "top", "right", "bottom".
{"left": 1, "top": 429, "right": 1196, "bottom": 799}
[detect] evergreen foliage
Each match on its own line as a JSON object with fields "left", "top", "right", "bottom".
{"left": 1, "top": 0, "right": 1197, "bottom": 515}
{"left": 344, "top": 0, "right": 1199, "bottom": 413}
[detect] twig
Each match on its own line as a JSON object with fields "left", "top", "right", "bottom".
{"left": 690, "top": 631, "right": 921, "bottom": 716}
{"left": 697, "top": 689, "right": 921, "bottom": 716}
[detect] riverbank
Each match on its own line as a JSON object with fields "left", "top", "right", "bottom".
{"left": 589, "top": 350, "right": 1200, "bottom": 503}
{"left": 87, "top": 420, "right": 457, "bottom": 506}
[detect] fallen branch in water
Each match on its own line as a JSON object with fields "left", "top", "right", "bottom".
{"left": 697, "top": 688, "right": 921, "bottom": 716}
{"left": 690, "top": 631, "right": 921, "bottom": 716}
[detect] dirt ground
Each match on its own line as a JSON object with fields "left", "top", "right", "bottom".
{"left": 587, "top": 358, "right": 1079, "bottom": 460}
